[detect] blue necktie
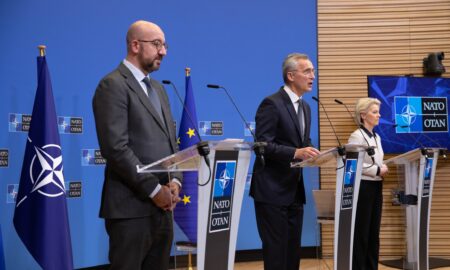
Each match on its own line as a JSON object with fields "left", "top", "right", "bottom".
{"left": 142, "top": 77, "right": 164, "bottom": 122}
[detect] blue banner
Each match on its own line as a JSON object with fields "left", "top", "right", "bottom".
{"left": 174, "top": 73, "right": 199, "bottom": 243}
{"left": 13, "top": 56, "right": 73, "bottom": 270}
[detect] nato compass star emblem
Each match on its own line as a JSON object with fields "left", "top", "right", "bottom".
{"left": 218, "top": 169, "right": 231, "bottom": 190}
{"left": 401, "top": 104, "right": 417, "bottom": 126}
{"left": 344, "top": 162, "right": 356, "bottom": 185}
{"left": 425, "top": 160, "right": 432, "bottom": 176}
{"left": 16, "top": 142, "right": 66, "bottom": 207}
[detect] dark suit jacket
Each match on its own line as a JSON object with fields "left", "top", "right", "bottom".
{"left": 93, "top": 63, "right": 181, "bottom": 219}
{"left": 250, "top": 87, "right": 313, "bottom": 206}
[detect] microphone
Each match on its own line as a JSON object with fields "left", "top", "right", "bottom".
{"left": 162, "top": 80, "right": 212, "bottom": 183}
{"left": 334, "top": 99, "right": 375, "bottom": 158}
{"left": 206, "top": 84, "right": 267, "bottom": 167}
{"left": 397, "top": 124, "right": 447, "bottom": 158}
{"left": 312, "top": 97, "right": 345, "bottom": 156}
{"left": 206, "top": 84, "right": 220, "bottom": 89}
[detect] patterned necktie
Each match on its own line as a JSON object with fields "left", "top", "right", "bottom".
{"left": 142, "top": 77, "right": 164, "bottom": 122}
{"left": 297, "top": 99, "right": 304, "bottom": 140}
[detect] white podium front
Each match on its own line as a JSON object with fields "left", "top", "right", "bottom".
{"left": 292, "top": 143, "right": 368, "bottom": 270}
{"left": 138, "top": 140, "right": 252, "bottom": 270}
{"left": 382, "top": 147, "right": 449, "bottom": 270}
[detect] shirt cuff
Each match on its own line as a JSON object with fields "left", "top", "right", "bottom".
{"left": 149, "top": 184, "right": 161, "bottom": 198}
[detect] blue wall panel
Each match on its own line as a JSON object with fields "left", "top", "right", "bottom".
{"left": 0, "top": 0, "right": 318, "bottom": 268}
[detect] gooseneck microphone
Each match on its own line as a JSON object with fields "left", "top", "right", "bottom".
{"left": 312, "top": 96, "right": 345, "bottom": 156}
{"left": 334, "top": 99, "right": 376, "bottom": 158}
{"left": 162, "top": 80, "right": 212, "bottom": 185}
{"left": 206, "top": 84, "right": 267, "bottom": 167}
{"left": 398, "top": 124, "right": 447, "bottom": 159}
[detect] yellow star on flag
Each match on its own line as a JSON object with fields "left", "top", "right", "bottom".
{"left": 182, "top": 195, "right": 191, "bottom": 205}
{"left": 186, "top": 128, "right": 196, "bottom": 138}
{"left": 177, "top": 137, "right": 180, "bottom": 144}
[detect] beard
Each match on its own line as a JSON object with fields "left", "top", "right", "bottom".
{"left": 138, "top": 53, "right": 162, "bottom": 73}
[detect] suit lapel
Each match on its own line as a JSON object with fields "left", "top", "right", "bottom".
{"left": 278, "top": 88, "right": 303, "bottom": 140}
{"left": 118, "top": 64, "right": 170, "bottom": 138}
{"left": 150, "top": 79, "right": 177, "bottom": 151}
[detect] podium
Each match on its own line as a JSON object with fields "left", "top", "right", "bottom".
{"left": 381, "top": 147, "right": 449, "bottom": 270}
{"left": 292, "top": 144, "right": 368, "bottom": 270}
{"left": 137, "top": 140, "right": 253, "bottom": 270}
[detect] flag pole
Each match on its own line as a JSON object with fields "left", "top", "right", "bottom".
{"left": 38, "top": 45, "right": 46, "bottom": 56}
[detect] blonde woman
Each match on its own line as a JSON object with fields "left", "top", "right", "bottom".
{"left": 349, "top": 97, "right": 388, "bottom": 270}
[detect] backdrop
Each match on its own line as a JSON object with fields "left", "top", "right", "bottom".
{"left": 0, "top": 0, "right": 319, "bottom": 268}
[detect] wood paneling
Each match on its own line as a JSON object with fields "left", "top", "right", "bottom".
{"left": 317, "top": 0, "right": 450, "bottom": 258}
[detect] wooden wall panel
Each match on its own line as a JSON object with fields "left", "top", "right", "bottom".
{"left": 317, "top": 0, "right": 450, "bottom": 258}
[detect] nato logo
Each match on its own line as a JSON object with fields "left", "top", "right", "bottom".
{"left": 395, "top": 96, "right": 448, "bottom": 133}
{"left": 341, "top": 158, "right": 357, "bottom": 210}
{"left": 199, "top": 121, "right": 224, "bottom": 136}
{"left": 68, "top": 181, "right": 82, "bottom": 198}
{"left": 81, "top": 149, "right": 106, "bottom": 166}
{"left": 7, "top": 184, "right": 18, "bottom": 203}
{"left": 209, "top": 160, "right": 236, "bottom": 233}
{"left": 9, "top": 113, "right": 31, "bottom": 132}
{"left": 422, "top": 157, "right": 433, "bottom": 197}
{"left": 58, "top": 116, "right": 83, "bottom": 134}
{"left": 0, "top": 149, "right": 8, "bottom": 167}
{"left": 16, "top": 144, "right": 66, "bottom": 207}
{"left": 244, "top": 122, "right": 255, "bottom": 137}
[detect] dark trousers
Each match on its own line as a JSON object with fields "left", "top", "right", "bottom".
{"left": 105, "top": 211, "right": 173, "bottom": 270}
{"left": 353, "top": 180, "right": 383, "bottom": 270}
{"left": 254, "top": 200, "right": 304, "bottom": 270}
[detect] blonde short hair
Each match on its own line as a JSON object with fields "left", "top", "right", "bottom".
{"left": 354, "top": 97, "right": 381, "bottom": 126}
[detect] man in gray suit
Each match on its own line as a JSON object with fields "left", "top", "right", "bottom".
{"left": 92, "top": 20, "right": 181, "bottom": 270}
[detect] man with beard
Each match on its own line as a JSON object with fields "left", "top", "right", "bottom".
{"left": 92, "top": 20, "right": 181, "bottom": 270}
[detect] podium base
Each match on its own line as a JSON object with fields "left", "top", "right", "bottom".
{"left": 380, "top": 257, "right": 450, "bottom": 269}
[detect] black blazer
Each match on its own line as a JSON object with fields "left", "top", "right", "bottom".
{"left": 93, "top": 63, "right": 181, "bottom": 219}
{"left": 250, "top": 87, "right": 312, "bottom": 206}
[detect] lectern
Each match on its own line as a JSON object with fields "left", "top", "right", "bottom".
{"left": 382, "top": 147, "right": 448, "bottom": 270}
{"left": 137, "top": 140, "right": 253, "bottom": 270}
{"left": 292, "top": 144, "right": 368, "bottom": 270}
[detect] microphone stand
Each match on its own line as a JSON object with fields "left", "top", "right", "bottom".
{"left": 207, "top": 84, "right": 267, "bottom": 168}
{"left": 162, "top": 79, "right": 212, "bottom": 186}
{"left": 312, "top": 97, "right": 346, "bottom": 156}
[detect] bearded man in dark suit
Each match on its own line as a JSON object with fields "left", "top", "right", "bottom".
{"left": 250, "top": 53, "right": 320, "bottom": 270}
{"left": 92, "top": 20, "right": 181, "bottom": 270}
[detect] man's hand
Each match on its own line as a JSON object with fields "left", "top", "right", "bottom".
{"left": 152, "top": 185, "right": 172, "bottom": 211}
{"left": 168, "top": 182, "right": 181, "bottom": 211}
{"left": 294, "top": 147, "right": 321, "bottom": 160}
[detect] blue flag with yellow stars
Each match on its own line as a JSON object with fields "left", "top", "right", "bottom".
{"left": 13, "top": 55, "right": 73, "bottom": 270}
{"left": 174, "top": 71, "right": 199, "bottom": 243}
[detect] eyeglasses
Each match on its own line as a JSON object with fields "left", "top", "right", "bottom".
{"left": 138, "top": 39, "right": 169, "bottom": 51}
{"left": 289, "top": 69, "right": 315, "bottom": 76}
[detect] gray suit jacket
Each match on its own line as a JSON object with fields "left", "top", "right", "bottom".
{"left": 93, "top": 63, "right": 181, "bottom": 219}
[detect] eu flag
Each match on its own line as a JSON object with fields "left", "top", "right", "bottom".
{"left": 13, "top": 55, "right": 73, "bottom": 270}
{"left": 174, "top": 71, "right": 199, "bottom": 243}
